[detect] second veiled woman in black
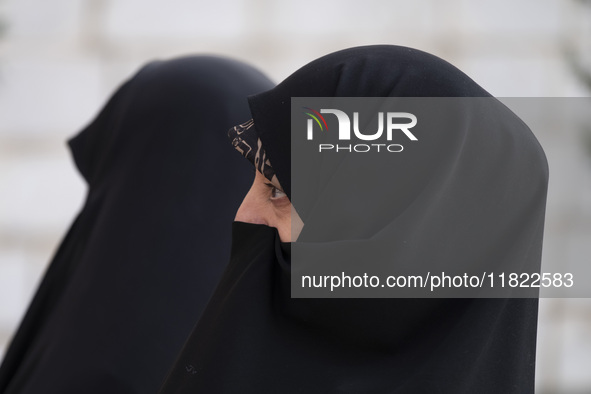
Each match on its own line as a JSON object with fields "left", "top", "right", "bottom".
{"left": 0, "top": 56, "right": 274, "bottom": 394}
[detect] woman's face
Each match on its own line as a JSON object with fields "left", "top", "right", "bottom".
{"left": 235, "top": 170, "right": 302, "bottom": 242}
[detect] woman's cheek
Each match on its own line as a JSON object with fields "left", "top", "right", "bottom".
{"left": 271, "top": 197, "right": 292, "bottom": 217}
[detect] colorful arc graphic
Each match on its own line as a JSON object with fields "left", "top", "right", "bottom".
{"left": 303, "top": 107, "right": 328, "bottom": 131}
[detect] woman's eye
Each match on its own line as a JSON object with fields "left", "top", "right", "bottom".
{"left": 270, "top": 186, "right": 287, "bottom": 200}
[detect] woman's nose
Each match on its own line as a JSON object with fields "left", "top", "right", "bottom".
{"left": 234, "top": 187, "right": 268, "bottom": 226}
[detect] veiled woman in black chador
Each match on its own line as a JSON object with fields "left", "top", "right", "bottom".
{"left": 160, "top": 45, "right": 548, "bottom": 394}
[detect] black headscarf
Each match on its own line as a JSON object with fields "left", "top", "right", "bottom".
{"left": 0, "top": 56, "right": 274, "bottom": 394}
{"left": 159, "top": 46, "right": 548, "bottom": 393}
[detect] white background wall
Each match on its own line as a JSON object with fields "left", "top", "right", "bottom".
{"left": 0, "top": 0, "right": 590, "bottom": 392}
